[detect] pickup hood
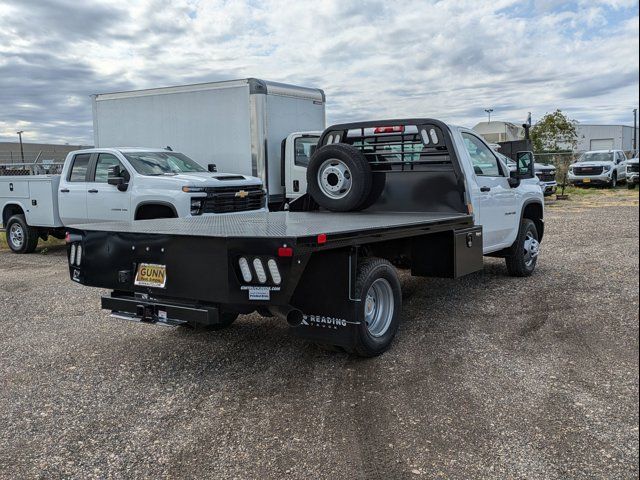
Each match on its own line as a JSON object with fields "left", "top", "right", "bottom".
{"left": 627, "top": 158, "right": 639, "bottom": 165}
{"left": 569, "top": 161, "right": 614, "bottom": 168}
{"left": 535, "top": 163, "right": 555, "bottom": 172}
{"left": 149, "top": 172, "right": 263, "bottom": 187}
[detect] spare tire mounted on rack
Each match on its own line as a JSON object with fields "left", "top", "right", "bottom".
{"left": 306, "top": 144, "right": 374, "bottom": 212}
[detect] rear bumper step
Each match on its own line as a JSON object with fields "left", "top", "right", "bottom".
{"left": 101, "top": 295, "right": 219, "bottom": 326}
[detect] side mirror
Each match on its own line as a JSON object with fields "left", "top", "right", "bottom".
{"left": 508, "top": 176, "right": 521, "bottom": 188}
{"left": 516, "top": 151, "right": 535, "bottom": 179}
{"left": 208, "top": 164, "right": 217, "bottom": 172}
{"left": 107, "top": 165, "right": 128, "bottom": 191}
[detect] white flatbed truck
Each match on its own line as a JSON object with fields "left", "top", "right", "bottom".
{"left": 66, "top": 119, "right": 545, "bottom": 356}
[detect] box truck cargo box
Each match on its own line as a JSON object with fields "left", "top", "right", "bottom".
{"left": 91, "top": 79, "right": 326, "bottom": 205}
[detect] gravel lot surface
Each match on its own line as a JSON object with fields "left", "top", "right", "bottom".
{"left": 1, "top": 192, "right": 638, "bottom": 479}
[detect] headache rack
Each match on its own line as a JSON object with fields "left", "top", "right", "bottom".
{"left": 318, "top": 119, "right": 456, "bottom": 173}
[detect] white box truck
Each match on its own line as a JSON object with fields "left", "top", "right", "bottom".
{"left": 91, "top": 78, "right": 326, "bottom": 207}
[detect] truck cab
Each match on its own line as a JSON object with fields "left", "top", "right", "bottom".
{"left": 57, "top": 148, "right": 265, "bottom": 224}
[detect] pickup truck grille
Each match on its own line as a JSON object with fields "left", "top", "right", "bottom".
{"left": 628, "top": 164, "right": 639, "bottom": 173}
{"left": 536, "top": 172, "right": 556, "bottom": 182}
{"left": 574, "top": 166, "right": 603, "bottom": 176}
{"left": 201, "top": 185, "right": 264, "bottom": 214}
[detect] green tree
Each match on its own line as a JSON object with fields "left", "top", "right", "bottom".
{"left": 530, "top": 110, "right": 578, "bottom": 152}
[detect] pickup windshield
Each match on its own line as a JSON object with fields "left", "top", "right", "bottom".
{"left": 123, "top": 152, "right": 205, "bottom": 175}
{"left": 578, "top": 152, "right": 613, "bottom": 163}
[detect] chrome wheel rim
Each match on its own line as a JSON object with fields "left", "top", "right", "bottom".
{"left": 364, "top": 278, "right": 394, "bottom": 337}
{"left": 9, "top": 223, "right": 24, "bottom": 249}
{"left": 317, "top": 158, "right": 352, "bottom": 199}
{"left": 523, "top": 231, "right": 539, "bottom": 267}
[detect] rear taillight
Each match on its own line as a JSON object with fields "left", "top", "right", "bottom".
{"left": 252, "top": 258, "right": 267, "bottom": 284}
{"left": 267, "top": 259, "right": 281, "bottom": 285}
{"left": 69, "top": 244, "right": 77, "bottom": 265}
{"left": 238, "top": 257, "right": 252, "bottom": 282}
{"left": 69, "top": 242, "right": 82, "bottom": 266}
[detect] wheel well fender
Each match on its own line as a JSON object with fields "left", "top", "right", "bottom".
{"left": 134, "top": 202, "right": 178, "bottom": 220}
{"left": 2, "top": 203, "right": 25, "bottom": 227}
{"left": 521, "top": 201, "right": 544, "bottom": 242}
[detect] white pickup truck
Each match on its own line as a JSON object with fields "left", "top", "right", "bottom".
{"left": 1, "top": 148, "right": 264, "bottom": 253}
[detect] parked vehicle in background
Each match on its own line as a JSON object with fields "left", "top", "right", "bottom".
{"left": 67, "top": 119, "right": 545, "bottom": 357}
{"left": 627, "top": 152, "right": 639, "bottom": 189}
{"left": 1, "top": 148, "right": 264, "bottom": 253}
{"left": 497, "top": 152, "right": 555, "bottom": 196}
{"left": 568, "top": 150, "right": 627, "bottom": 187}
{"left": 92, "top": 78, "right": 325, "bottom": 208}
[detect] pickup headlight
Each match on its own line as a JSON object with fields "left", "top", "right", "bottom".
{"left": 602, "top": 165, "right": 611, "bottom": 172}
{"left": 182, "top": 186, "right": 206, "bottom": 193}
{"left": 569, "top": 167, "right": 574, "bottom": 174}
{"left": 549, "top": 170, "right": 556, "bottom": 176}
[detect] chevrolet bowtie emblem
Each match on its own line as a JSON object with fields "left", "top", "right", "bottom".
{"left": 235, "top": 190, "right": 249, "bottom": 199}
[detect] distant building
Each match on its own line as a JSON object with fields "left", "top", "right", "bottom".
{"left": 0, "top": 142, "right": 90, "bottom": 164}
{"left": 572, "top": 125, "right": 638, "bottom": 152}
{"left": 472, "top": 121, "right": 525, "bottom": 143}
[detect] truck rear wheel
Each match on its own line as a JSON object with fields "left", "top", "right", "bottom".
{"left": 306, "top": 144, "right": 373, "bottom": 212}
{"left": 628, "top": 182, "right": 635, "bottom": 190}
{"left": 5, "top": 215, "right": 38, "bottom": 254}
{"left": 505, "top": 218, "right": 539, "bottom": 277}
{"left": 353, "top": 258, "right": 402, "bottom": 357}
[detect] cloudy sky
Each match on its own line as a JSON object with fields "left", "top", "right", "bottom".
{"left": 0, "top": 0, "right": 638, "bottom": 145}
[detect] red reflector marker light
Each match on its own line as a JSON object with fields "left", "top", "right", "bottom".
{"left": 65, "top": 232, "right": 71, "bottom": 243}
{"left": 317, "top": 233, "right": 327, "bottom": 245}
{"left": 278, "top": 246, "right": 293, "bottom": 257}
{"left": 374, "top": 126, "right": 404, "bottom": 134}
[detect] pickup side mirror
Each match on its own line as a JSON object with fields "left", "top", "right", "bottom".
{"left": 107, "top": 165, "right": 129, "bottom": 192}
{"left": 208, "top": 164, "right": 217, "bottom": 172}
{"left": 515, "top": 151, "right": 535, "bottom": 180}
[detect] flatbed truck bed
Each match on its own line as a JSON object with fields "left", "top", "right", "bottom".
{"left": 72, "top": 210, "right": 473, "bottom": 242}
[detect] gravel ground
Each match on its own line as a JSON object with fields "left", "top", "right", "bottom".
{"left": 0, "top": 193, "right": 638, "bottom": 479}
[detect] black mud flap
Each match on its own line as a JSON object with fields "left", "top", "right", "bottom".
{"left": 287, "top": 248, "right": 360, "bottom": 349}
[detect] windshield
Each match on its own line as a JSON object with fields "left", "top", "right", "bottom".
{"left": 578, "top": 152, "right": 614, "bottom": 163}
{"left": 123, "top": 152, "right": 205, "bottom": 175}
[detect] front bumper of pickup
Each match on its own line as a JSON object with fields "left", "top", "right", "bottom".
{"left": 626, "top": 174, "right": 639, "bottom": 185}
{"left": 539, "top": 181, "right": 557, "bottom": 196}
{"left": 568, "top": 172, "right": 612, "bottom": 185}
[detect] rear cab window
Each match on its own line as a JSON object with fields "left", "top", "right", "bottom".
{"left": 67, "top": 153, "right": 91, "bottom": 182}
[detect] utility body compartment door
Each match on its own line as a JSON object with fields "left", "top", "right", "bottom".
{"left": 411, "top": 227, "right": 483, "bottom": 278}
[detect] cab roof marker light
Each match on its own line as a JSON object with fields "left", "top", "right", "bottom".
{"left": 253, "top": 258, "right": 267, "bottom": 284}
{"left": 317, "top": 233, "right": 327, "bottom": 245}
{"left": 267, "top": 259, "right": 281, "bottom": 285}
{"left": 238, "top": 257, "right": 252, "bottom": 283}
{"left": 374, "top": 126, "right": 405, "bottom": 134}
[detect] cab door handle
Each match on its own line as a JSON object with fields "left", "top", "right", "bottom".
{"left": 60, "top": 188, "right": 70, "bottom": 193}
{"left": 480, "top": 186, "right": 491, "bottom": 192}
{"left": 88, "top": 189, "right": 99, "bottom": 193}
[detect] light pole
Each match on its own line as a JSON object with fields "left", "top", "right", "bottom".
{"left": 16, "top": 130, "right": 25, "bottom": 163}
{"left": 484, "top": 108, "right": 494, "bottom": 123}
{"left": 633, "top": 108, "right": 637, "bottom": 152}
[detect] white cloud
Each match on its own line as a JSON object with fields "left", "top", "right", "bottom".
{"left": 0, "top": 0, "right": 638, "bottom": 144}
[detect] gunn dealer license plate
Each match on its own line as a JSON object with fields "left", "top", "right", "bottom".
{"left": 583, "top": 178, "right": 591, "bottom": 183}
{"left": 134, "top": 263, "right": 167, "bottom": 288}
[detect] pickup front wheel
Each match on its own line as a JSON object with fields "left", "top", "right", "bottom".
{"left": 5, "top": 215, "right": 38, "bottom": 254}
{"left": 505, "top": 218, "right": 539, "bottom": 277}
{"left": 353, "top": 258, "right": 402, "bottom": 357}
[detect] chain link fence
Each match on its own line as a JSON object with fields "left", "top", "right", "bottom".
{"left": 0, "top": 161, "right": 64, "bottom": 176}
